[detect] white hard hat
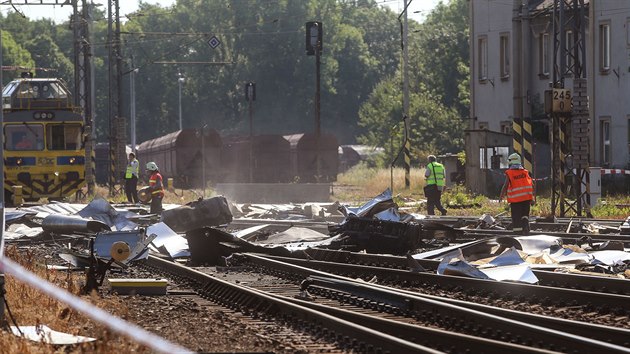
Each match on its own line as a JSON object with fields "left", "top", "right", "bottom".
{"left": 146, "top": 161, "right": 158, "bottom": 171}
{"left": 508, "top": 153, "right": 522, "bottom": 165}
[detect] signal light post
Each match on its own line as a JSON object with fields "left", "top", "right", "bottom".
{"left": 306, "top": 21, "right": 323, "bottom": 181}
{"left": 245, "top": 82, "right": 256, "bottom": 183}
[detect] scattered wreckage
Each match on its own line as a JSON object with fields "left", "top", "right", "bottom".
{"left": 5, "top": 189, "right": 630, "bottom": 296}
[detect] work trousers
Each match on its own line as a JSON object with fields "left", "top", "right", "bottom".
{"left": 125, "top": 176, "right": 139, "bottom": 203}
{"left": 150, "top": 195, "right": 163, "bottom": 215}
{"left": 426, "top": 185, "right": 447, "bottom": 216}
{"left": 510, "top": 200, "right": 531, "bottom": 234}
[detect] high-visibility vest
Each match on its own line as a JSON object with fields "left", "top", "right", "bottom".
{"left": 149, "top": 172, "right": 165, "bottom": 197}
{"left": 125, "top": 159, "right": 139, "bottom": 179}
{"left": 505, "top": 168, "right": 534, "bottom": 203}
{"left": 426, "top": 162, "right": 445, "bottom": 187}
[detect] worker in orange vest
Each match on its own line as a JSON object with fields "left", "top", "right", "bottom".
{"left": 499, "top": 153, "right": 535, "bottom": 235}
{"left": 146, "top": 161, "right": 165, "bottom": 215}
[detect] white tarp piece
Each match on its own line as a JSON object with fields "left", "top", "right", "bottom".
{"left": 10, "top": 325, "right": 95, "bottom": 345}
{"left": 515, "top": 235, "right": 563, "bottom": 254}
{"left": 146, "top": 222, "right": 190, "bottom": 258}
{"left": 548, "top": 247, "right": 592, "bottom": 264}
{"left": 480, "top": 264, "right": 539, "bottom": 284}
{"left": 590, "top": 250, "right": 630, "bottom": 266}
{"left": 254, "top": 227, "right": 330, "bottom": 245}
{"left": 3, "top": 224, "right": 43, "bottom": 239}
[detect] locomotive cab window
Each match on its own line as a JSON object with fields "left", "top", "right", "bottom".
{"left": 47, "top": 124, "right": 81, "bottom": 150}
{"left": 5, "top": 124, "right": 44, "bottom": 151}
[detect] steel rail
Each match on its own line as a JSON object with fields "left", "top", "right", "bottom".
{"left": 241, "top": 253, "right": 630, "bottom": 351}
{"left": 259, "top": 254, "right": 630, "bottom": 313}
{"left": 304, "top": 248, "right": 630, "bottom": 295}
{"left": 277, "top": 290, "right": 554, "bottom": 354}
{"left": 144, "top": 255, "right": 440, "bottom": 354}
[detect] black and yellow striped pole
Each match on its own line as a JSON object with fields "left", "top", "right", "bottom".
{"left": 522, "top": 118, "right": 533, "bottom": 172}
{"left": 512, "top": 117, "right": 523, "bottom": 159}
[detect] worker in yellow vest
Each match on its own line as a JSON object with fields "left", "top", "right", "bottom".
{"left": 424, "top": 155, "right": 447, "bottom": 215}
{"left": 124, "top": 152, "right": 140, "bottom": 204}
{"left": 500, "top": 153, "right": 535, "bottom": 235}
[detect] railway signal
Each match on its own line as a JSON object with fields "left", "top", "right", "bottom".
{"left": 245, "top": 82, "right": 256, "bottom": 183}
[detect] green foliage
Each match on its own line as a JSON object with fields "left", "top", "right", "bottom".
{"left": 0, "top": 0, "right": 470, "bottom": 151}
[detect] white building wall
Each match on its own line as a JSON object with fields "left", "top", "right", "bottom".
{"left": 591, "top": 0, "right": 630, "bottom": 168}
{"left": 471, "top": 0, "right": 514, "bottom": 131}
{"left": 471, "top": 0, "right": 630, "bottom": 170}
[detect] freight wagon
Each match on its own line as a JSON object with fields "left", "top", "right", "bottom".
{"left": 136, "top": 129, "right": 222, "bottom": 188}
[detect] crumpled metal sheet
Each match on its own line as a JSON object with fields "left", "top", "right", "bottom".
{"left": 233, "top": 224, "right": 272, "bottom": 240}
{"left": 42, "top": 214, "right": 111, "bottom": 234}
{"left": 5, "top": 211, "right": 33, "bottom": 224}
{"left": 146, "top": 222, "right": 190, "bottom": 258}
{"left": 413, "top": 236, "right": 521, "bottom": 262}
{"left": 514, "top": 235, "right": 563, "bottom": 254}
{"left": 438, "top": 248, "right": 538, "bottom": 283}
{"left": 19, "top": 202, "right": 85, "bottom": 217}
{"left": 11, "top": 325, "right": 95, "bottom": 345}
{"left": 482, "top": 247, "right": 526, "bottom": 267}
{"left": 77, "top": 198, "right": 137, "bottom": 231}
{"left": 373, "top": 207, "right": 403, "bottom": 221}
{"left": 437, "top": 249, "right": 490, "bottom": 279}
{"left": 161, "top": 196, "right": 233, "bottom": 233}
{"left": 340, "top": 189, "right": 397, "bottom": 218}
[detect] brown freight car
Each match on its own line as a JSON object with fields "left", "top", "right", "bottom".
{"left": 136, "top": 129, "right": 222, "bottom": 188}
{"left": 284, "top": 133, "right": 339, "bottom": 183}
{"left": 220, "top": 134, "right": 292, "bottom": 183}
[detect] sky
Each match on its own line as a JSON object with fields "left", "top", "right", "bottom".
{"left": 1, "top": 0, "right": 442, "bottom": 23}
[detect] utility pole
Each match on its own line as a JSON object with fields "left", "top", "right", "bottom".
{"left": 130, "top": 57, "right": 137, "bottom": 154}
{"left": 402, "top": 0, "right": 411, "bottom": 189}
{"left": 549, "top": 0, "right": 590, "bottom": 217}
{"left": 306, "top": 21, "right": 323, "bottom": 182}
{"left": 107, "top": 0, "right": 125, "bottom": 194}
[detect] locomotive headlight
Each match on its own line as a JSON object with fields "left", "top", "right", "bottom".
{"left": 46, "top": 113, "right": 54, "bottom": 119}
{"left": 69, "top": 157, "right": 76, "bottom": 165}
{"left": 16, "top": 158, "right": 22, "bottom": 166}
{"left": 34, "top": 112, "right": 41, "bottom": 119}
{"left": 54, "top": 171, "right": 59, "bottom": 177}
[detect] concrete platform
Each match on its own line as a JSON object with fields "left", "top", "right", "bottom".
{"left": 214, "top": 183, "right": 331, "bottom": 203}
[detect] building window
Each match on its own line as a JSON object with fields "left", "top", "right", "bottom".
{"left": 601, "top": 118, "right": 611, "bottom": 166}
{"left": 479, "top": 147, "right": 509, "bottom": 170}
{"left": 478, "top": 121, "right": 489, "bottom": 130}
{"left": 600, "top": 23, "right": 610, "bottom": 72}
{"left": 565, "top": 30, "right": 574, "bottom": 76}
{"left": 539, "top": 33, "right": 549, "bottom": 77}
{"left": 478, "top": 36, "right": 488, "bottom": 81}
{"left": 500, "top": 33, "right": 510, "bottom": 79}
{"left": 500, "top": 121, "right": 512, "bottom": 134}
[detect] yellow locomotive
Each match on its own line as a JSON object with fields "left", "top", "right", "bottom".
{"left": 1, "top": 74, "right": 85, "bottom": 202}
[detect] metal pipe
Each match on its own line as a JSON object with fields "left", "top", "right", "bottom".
{"left": 42, "top": 214, "right": 111, "bottom": 234}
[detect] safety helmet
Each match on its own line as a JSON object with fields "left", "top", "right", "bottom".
{"left": 427, "top": 155, "right": 437, "bottom": 162}
{"left": 146, "top": 161, "right": 158, "bottom": 171}
{"left": 508, "top": 153, "right": 522, "bottom": 165}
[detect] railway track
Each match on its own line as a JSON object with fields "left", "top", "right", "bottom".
{"left": 141, "top": 254, "right": 630, "bottom": 353}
